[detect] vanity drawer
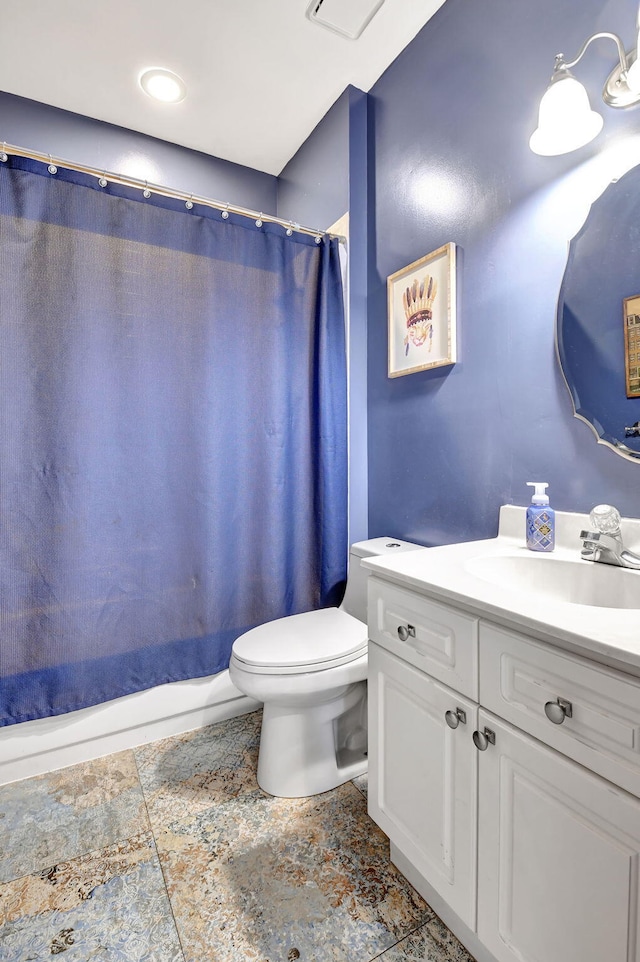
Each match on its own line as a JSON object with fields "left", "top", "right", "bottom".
{"left": 368, "top": 576, "right": 478, "bottom": 699}
{"left": 480, "top": 622, "right": 640, "bottom": 797}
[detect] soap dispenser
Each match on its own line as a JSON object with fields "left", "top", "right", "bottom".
{"left": 526, "top": 482, "right": 555, "bottom": 552}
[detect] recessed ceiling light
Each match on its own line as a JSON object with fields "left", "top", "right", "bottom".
{"left": 139, "top": 68, "right": 187, "bottom": 104}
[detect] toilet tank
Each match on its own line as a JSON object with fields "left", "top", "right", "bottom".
{"left": 340, "top": 537, "right": 424, "bottom": 622}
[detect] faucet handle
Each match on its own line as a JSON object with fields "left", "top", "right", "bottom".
{"left": 589, "top": 504, "right": 621, "bottom": 535}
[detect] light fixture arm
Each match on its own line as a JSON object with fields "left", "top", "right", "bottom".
{"left": 555, "top": 31, "right": 630, "bottom": 77}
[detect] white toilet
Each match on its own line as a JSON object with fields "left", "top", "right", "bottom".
{"left": 229, "top": 537, "right": 422, "bottom": 798}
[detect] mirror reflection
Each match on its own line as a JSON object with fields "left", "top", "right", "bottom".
{"left": 557, "top": 162, "right": 640, "bottom": 461}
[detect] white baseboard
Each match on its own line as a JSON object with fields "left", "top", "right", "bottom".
{"left": 0, "top": 669, "right": 261, "bottom": 786}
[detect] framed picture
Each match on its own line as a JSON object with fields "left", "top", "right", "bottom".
{"left": 623, "top": 294, "right": 640, "bottom": 397}
{"left": 387, "top": 243, "right": 457, "bottom": 378}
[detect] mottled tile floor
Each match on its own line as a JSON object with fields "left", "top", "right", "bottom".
{"left": 0, "top": 710, "right": 476, "bottom": 962}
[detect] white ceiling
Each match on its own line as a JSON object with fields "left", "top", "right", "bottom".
{"left": 0, "top": 0, "right": 445, "bottom": 176}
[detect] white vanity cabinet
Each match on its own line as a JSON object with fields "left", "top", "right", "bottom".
{"left": 368, "top": 642, "right": 479, "bottom": 928}
{"left": 367, "top": 573, "right": 640, "bottom": 962}
{"left": 477, "top": 708, "right": 640, "bottom": 962}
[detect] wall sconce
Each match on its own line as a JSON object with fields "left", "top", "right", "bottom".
{"left": 530, "top": 6, "right": 640, "bottom": 155}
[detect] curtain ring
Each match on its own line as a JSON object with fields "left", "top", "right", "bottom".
{"left": 98, "top": 173, "right": 108, "bottom": 188}
{"left": 315, "top": 235, "right": 322, "bottom": 244}
{"left": 0, "top": 142, "right": 7, "bottom": 163}
{"left": 286, "top": 222, "right": 294, "bottom": 237}
{"left": 221, "top": 204, "right": 230, "bottom": 220}
{"left": 255, "top": 213, "right": 263, "bottom": 228}
{"left": 48, "top": 155, "right": 58, "bottom": 175}
{"left": 185, "top": 195, "right": 194, "bottom": 210}
{"left": 142, "top": 181, "right": 151, "bottom": 199}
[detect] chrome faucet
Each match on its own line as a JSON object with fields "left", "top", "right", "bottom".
{"left": 580, "top": 504, "right": 640, "bottom": 569}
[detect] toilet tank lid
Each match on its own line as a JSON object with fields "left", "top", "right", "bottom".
{"left": 350, "top": 537, "right": 424, "bottom": 559}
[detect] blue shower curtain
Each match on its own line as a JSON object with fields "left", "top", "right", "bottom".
{"left": 0, "top": 157, "right": 347, "bottom": 726}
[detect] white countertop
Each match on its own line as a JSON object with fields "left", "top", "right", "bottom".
{"left": 363, "top": 505, "right": 640, "bottom": 678}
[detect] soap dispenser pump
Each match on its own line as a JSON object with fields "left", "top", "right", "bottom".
{"left": 526, "top": 482, "right": 555, "bottom": 552}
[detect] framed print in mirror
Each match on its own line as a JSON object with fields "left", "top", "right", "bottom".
{"left": 388, "top": 243, "right": 457, "bottom": 378}
{"left": 623, "top": 294, "right": 640, "bottom": 397}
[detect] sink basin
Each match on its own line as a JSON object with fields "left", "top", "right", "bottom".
{"left": 465, "top": 554, "right": 640, "bottom": 609}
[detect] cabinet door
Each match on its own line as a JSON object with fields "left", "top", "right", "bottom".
{"left": 477, "top": 710, "right": 640, "bottom": 962}
{"left": 368, "top": 641, "right": 478, "bottom": 929}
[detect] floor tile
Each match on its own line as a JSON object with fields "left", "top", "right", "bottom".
{"left": 0, "top": 751, "right": 149, "bottom": 883}
{"left": 352, "top": 772, "right": 368, "bottom": 800}
{"left": 375, "top": 914, "right": 476, "bottom": 961}
{"left": 0, "top": 709, "right": 474, "bottom": 962}
{"left": 133, "top": 711, "right": 262, "bottom": 831}
{"left": 0, "top": 832, "right": 183, "bottom": 962}
{"left": 155, "top": 780, "right": 431, "bottom": 962}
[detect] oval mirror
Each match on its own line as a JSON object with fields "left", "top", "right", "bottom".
{"left": 557, "top": 162, "right": 640, "bottom": 461}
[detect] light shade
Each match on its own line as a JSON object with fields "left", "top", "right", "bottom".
{"left": 625, "top": 45, "right": 640, "bottom": 94}
{"left": 530, "top": 71, "right": 603, "bottom": 155}
{"left": 139, "top": 68, "right": 187, "bottom": 104}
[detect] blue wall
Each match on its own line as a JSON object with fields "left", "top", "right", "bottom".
{"left": 367, "top": 0, "right": 640, "bottom": 546}
{"left": 278, "top": 87, "right": 371, "bottom": 545}
{"left": 277, "top": 89, "right": 350, "bottom": 230}
{"left": 0, "top": 93, "right": 277, "bottom": 213}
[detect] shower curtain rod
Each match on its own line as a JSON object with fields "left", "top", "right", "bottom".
{"left": 0, "top": 142, "right": 345, "bottom": 242}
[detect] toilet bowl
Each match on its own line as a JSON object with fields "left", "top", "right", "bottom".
{"left": 229, "top": 537, "right": 423, "bottom": 798}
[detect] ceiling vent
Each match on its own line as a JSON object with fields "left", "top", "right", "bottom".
{"left": 305, "top": 0, "right": 386, "bottom": 40}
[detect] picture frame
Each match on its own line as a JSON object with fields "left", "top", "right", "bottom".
{"left": 387, "top": 243, "right": 457, "bottom": 378}
{"left": 623, "top": 294, "right": 640, "bottom": 398}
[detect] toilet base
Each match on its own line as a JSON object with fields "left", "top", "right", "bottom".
{"left": 256, "top": 681, "right": 368, "bottom": 798}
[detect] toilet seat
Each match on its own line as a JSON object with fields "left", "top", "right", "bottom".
{"left": 231, "top": 607, "right": 367, "bottom": 674}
